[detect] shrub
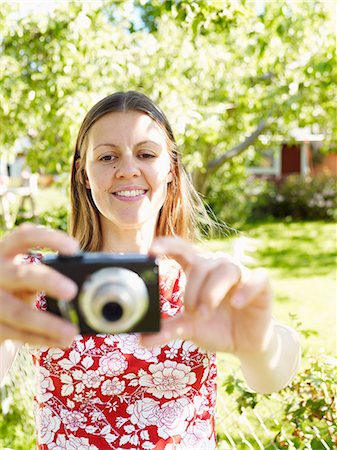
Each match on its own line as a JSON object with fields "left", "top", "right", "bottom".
{"left": 205, "top": 158, "right": 251, "bottom": 227}
{"left": 278, "top": 354, "right": 337, "bottom": 449}
{"left": 248, "top": 174, "right": 337, "bottom": 221}
{"left": 218, "top": 352, "right": 337, "bottom": 449}
{"left": 15, "top": 205, "right": 69, "bottom": 231}
{"left": 0, "top": 349, "right": 36, "bottom": 450}
{"left": 37, "top": 205, "right": 69, "bottom": 231}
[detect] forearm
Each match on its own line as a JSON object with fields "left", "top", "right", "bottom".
{"left": 237, "top": 320, "right": 301, "bottom": 394}
{"left": 0, "top": 340, "right": 21, "bottom": 386}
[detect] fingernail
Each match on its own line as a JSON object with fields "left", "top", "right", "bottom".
{"left": 231, "top": 293, "right": 246, "bottom": 309}
{"left": 60, "top": 280, "right": 78, "bottom": 299}
{"left": 59, "top": 325, "right": 78, "bottom": 346}
{"left": 63, "top": 322, "right": 78, "bottom": 335}
{"left": 58, "top": 338, "right": 74, "bottom": 348}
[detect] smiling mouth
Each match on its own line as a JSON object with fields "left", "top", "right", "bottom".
{"left": 113, "top": 189, "right": 147, "bottom": 198}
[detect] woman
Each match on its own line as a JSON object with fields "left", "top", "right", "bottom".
{"left": 0, "top": 91, "right": 301, "bottom": 449}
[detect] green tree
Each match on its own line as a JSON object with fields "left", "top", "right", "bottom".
{"left": 1, "top": 0, "right": 335, "bottom": 196}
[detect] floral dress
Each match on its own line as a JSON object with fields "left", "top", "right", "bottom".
{"left": 30, "top": 257, "right": 217, "bottom": 450}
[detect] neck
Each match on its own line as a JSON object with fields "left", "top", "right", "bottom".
{"left": 100, "top": 220, "right": 156, "bottom": 254}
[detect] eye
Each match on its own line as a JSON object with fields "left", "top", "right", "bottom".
{"left": 99, "top": 154, "right": 117, "bottom": 162}
{"left": 139, "top": 152, "right": 156, "bottom": 159}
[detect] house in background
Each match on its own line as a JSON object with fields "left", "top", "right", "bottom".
{"left": 247, "top": 129, "right": 336, "bottom": 178}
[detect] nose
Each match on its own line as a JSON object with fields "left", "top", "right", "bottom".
{"left": 115, "top": 154, "right": 141, "bottom": 179}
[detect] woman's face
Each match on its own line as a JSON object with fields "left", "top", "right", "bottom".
{"left": 84, "top": 111, "right": 173, "bottom": 233}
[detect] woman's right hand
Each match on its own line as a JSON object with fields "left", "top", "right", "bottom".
{"left": 0, "top": 223, "right": 79, "bottom": 347}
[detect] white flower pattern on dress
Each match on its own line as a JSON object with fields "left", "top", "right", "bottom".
{"left": 31, "top": 258, "right": 217, "bottom": 449}
{"left": 99, "top": 350, "right": 128, "bottom": 376}
{"left": 101, "top": 377, "right": 125, "bottom": 396}
{"left": 36, "top": 366, "right": 55, "bottom": 403}
{"left": 49, "top": 434, "right": 99, "bottom": 450}
{"left": 60, "top": 409, "right": 87, "bottom": 432}
{"left": 152, "top": 398, "right": 194, "bottom": 439}
{"left": 138, "top": 360, "right": 197, "bottom": 399}
{"left": 127, "top": 397, "right": 159, "bottom": 429}
{"left": 36, "top": 406, "right": 61, "bottom": 445}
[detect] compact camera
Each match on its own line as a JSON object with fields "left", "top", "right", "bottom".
{"left": 43, "top": 253, "right": 160, "bottom": 335}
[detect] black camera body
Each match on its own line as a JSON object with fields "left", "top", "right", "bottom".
{"left": 43, "top": 253, "right": 160, "bottom": 335}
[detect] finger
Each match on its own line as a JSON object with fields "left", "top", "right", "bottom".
{"left": 10, "top": 289, "right": 39, "bottom": 305}
{"left": 0, "top": 223, "right": 79, "bottom": 258}
{"left": 230, "top": 268, "right": 272, "bottom": 310}
{"left": 0, "top": 262, "right": 78, "bottom": 300}
{"left": 195, "top": 260, "right": 241, "bottom": 316}
{"left": 183, "top": 258, "right": 219, "bottom": 315}
{"left": 0, "top": 289, "right": 78, "bottom": 346}
{"left": 150, "top": 237, "right": 199, "bottom": 271}
{"left": 0, "top": 322, "right": 74, "bottom": 348}
{"left": 140, "top": 313, "right": 195, "bottom": 348}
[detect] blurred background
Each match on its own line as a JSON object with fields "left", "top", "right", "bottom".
{"left": 0, "top": 1, "right": 336, "bottom": 449}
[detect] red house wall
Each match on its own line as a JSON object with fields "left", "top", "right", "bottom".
{"left": 312, "top": 153, "right": 337, "bottom": 177}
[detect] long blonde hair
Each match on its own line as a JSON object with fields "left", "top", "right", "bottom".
{"left": 69, "top": 91, "right": 213, "bottom": 251}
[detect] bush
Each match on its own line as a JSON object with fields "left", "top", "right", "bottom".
{"left": 278, "top": 354, "right": 337, "bottom": 449}
{"left": 217, "top": 314, "right": 337, "bottom": 449}
{"left": 15, "top": 205, "right": 69, "bottom": 231}
{"left": 37, "top": 205, "right": 69, "bottom": 231}
{"left": 247, "top": 174, "right": 337, "bottom": 221}
{"left": 205, "top": 158, "right": 251, "bottom": 227}
{"left": 0, "top": 349, "right": 36, "bottom": 450}
{"left": 219, "top": 352, "right": 337, "bottom": 449}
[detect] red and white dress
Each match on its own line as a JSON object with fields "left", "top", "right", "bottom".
{"left": 30, "top": 257, "right": 217, "bottom": 450}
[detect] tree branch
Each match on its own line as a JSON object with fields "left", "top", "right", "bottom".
{"left": 206, "top": 117, "right": 269, "bottom": 172}
{"left": 250, "top": 72, "right": 276, "bottom": 85}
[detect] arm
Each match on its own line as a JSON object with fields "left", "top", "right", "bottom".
{"left": 237, "top": 320, "right": 301, "bottom": 394}
{"left": 0, "top": 340, "right": 22, "bottom": 386}
{"left": 141, "top": 236, "right": 301, "bottom": 395}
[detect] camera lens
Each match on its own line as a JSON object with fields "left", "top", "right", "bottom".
{"left": 102, "top": 302, "right": 123, "bottom": 322}
{"left": 79, "top": 267, "right": 149, "bottom": 333}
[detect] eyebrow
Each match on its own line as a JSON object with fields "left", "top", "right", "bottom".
{"left": 93, "top": 140, "right": 162, "bottom": 152}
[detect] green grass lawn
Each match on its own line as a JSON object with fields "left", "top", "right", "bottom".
{"left": 204, "top": 221, "right": 336, "bottom": 356}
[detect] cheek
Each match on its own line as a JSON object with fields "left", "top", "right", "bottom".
{"left": 151, "top": 173, "right": 170, "bottom": 194}
{"left": 150, "top": 160, "right": 172, "bottom": 186}
{"left": 86, "top": 166, "right": 109, "bottom": 191}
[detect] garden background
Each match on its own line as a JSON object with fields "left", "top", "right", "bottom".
{"left": 0, "top": 1, "right": 336, "bottom": 449}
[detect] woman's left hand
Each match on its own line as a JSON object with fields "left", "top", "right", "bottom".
{"left": 141, "top": 237, "right": 273, "bottom": 354}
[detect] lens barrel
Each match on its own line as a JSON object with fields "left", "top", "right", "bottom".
{"left": 79, "top": 267, "right": 149, "bottom": 333}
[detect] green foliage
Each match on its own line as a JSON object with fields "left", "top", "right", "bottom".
{"left": 219, "top": 313, "right": 336, "bottom": 448}
{"left": 135, "top": 0, "right": 247, "bottom": 35}
{"left": 247, "top": 174, "right": 337, "bottom": 221}
{"left": 0, "top": 398, "right": 35, "bottom": 449}
{"left": 0, "top": 346, "right": 36, "bottom": 449}
{"left": 219, "top": 352, "right": 337, "bottom": 449}
{"left": 0, "top": 379, "right": 35, "bottom": 450}
{"left": 1, "top": 0, "right": 335, "bottom": 195}
{"left": 278, "top": 355, "right": 337, "bottom": 449}
{"left": 205, "top": 168, "right": 337, "bottom": 227}
{"left": 15, "top": 204, "right": 69, "bottom": 231}
{"left": 203, "top": 156, "right": 250, "bottom": 227}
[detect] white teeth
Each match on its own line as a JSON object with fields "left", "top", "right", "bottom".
{"left": 116, "top": 190, "right": 145, "bottom": 197}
